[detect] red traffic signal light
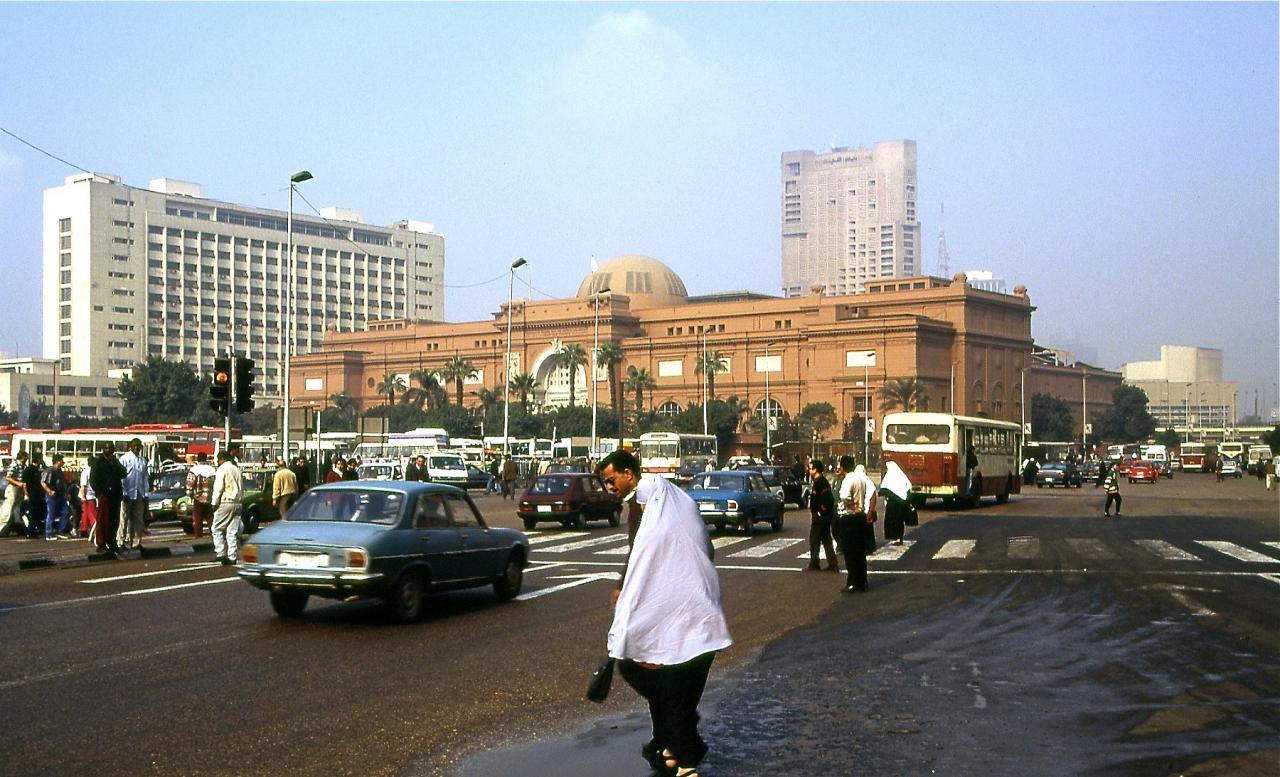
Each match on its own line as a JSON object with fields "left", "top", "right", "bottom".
{"left": 210, "top": 357, "right": 232, "bottom": 414}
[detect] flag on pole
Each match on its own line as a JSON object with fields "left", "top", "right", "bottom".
{"left": 590, "top": 254, "right": 598, "bottom": 273}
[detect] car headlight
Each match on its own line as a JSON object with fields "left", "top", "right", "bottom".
{"left": 161, "top": 498, "right": 174, "bottom": 510}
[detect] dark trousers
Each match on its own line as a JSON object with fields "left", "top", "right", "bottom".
{"left": 883, "top": 499, "right": 906, "bottom": 541}
{"left": 24, "top": 495, "right": 46, "bottom": 537}
{"left": 836, "top": 514, "right": 868, "bottom": 590}
{"left": 808, "top": 512, "right": 837, "bottom": 568}
{"left": 95, "top": 495, "right": 119, "bottom": 549}
{"left": 1104, "top": 493, "right": 1122, "bottom": 515}
{"left": 192, "top": 501, "right": 211, "bottom": 538}
{"left": 619, "top": 652, "right": 715, "bottom": 767}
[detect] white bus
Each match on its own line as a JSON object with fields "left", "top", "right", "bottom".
{"left": 881, "top": 412, "right": 1023, "bottom": 506}
{"left": 638, "top": 432, "right": 718, "bottom": 479}
{"left": 1178, "top": 442, "right": 1216, "bottom": 473}
{"left": 1217, "top": 440, "right": 1245, "bottom": 464}
{"left": 1140, "top": 444, "right": 1169, "bottom": 464}
{"left": 449, "top": 438, "right": 487, "bottom": 467}
{"left": 13, "top": 430, "right": 179, "bottom": 473}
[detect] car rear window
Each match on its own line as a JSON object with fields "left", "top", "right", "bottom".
{"left": 287, "top": 489, "right": 404, "bottom": 524}
{"left": 689, "top": 474, "right": 745, "bottom": 491}
{"left": 530, "top": 476, "right": 573, "bottom": 495}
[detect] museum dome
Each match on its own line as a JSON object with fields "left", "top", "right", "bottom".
{"left": 576, "top": 254, "right": 689, "bottom": 309}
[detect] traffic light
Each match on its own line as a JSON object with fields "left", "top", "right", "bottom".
{"left": 210, "top": 357, "right": 231, "bottom": 415}
{"left": 234, "top": 357, "right": 256, "bottom": 413}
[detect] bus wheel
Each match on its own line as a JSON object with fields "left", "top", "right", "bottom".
{"left": 996, "top": 477, "right": 1011, "bottom": 504}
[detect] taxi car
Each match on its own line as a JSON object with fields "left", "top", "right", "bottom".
{"left": 685, "top": 470, "right": 784, "bottom": 535}
{"left": 237, "top": 481, "right": 528, "bottom": 622}
{"left": 1127, "top": 460, "right": 1160, "bottom": 484}
{"left": 1035, "top": 462, "right": 1082, "bottom": 488}
{"left": 517, "top": 473, "right": 621, "bottom": 530}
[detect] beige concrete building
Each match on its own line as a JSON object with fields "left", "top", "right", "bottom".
{"left": 1122, "top": 345, "right": 1238, "bottom": 429}
{"left": 781, "top": 140, "right": 920, "bottom": 297}
{"left": 42, "top": 172, "right": 445, "bottom": 401}
{"left": 292, "top": 256, "right": 1055, "bottom": 438}
{"left": 0, "top": 358, "right": 126, "bottom": 423}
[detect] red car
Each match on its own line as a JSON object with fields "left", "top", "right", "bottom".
{"left": 517, "top": 473, "right": 622, "bottom": 530}
{"left": 1128, "top": 460, "right": 1159, "bottom": 484}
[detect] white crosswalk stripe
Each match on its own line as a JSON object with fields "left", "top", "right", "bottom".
{"left": 728, "top": 537, "right": 804, "bottom": 558}
{"left": 869, "top": 541, "right": 915, "bottom": 562}
{"left": 711, "top": 536, "right": 751, "bottom": 550}
{"left": 595, "top": 542, "right": 631, "bottom": 556}
{"left": 1066, "top": 539, "right": 1117, "bottom": 559}
{"left": 1263, "top": 541, "right": 1280, "bottom": 555}
{"left": 1007, "top": 536, "right": 1040, "bottom": 560}
{"left": 1195, "top": 541, "right": 1279, "bottom": 564}
{"left": 1134, "top": 539, "right": 1200, "bottom": 561}
{"left": 932, "top": 539, "right": 976, "bottom": 560}
{"left": 535, "top": 534, "right": 627, "bottom": 554}
{"left": 527, "top": 532, "right": 590, "bottom": 546}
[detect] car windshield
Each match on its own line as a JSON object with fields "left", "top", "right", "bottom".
{"left": 154, "top": 471, "right": 187, "bottom": 490}
{"left": 1043, "top": 463, "right": 1065, "bottom": 471}
{"left": 429, "top": 456, "right": 465, "bottom": 471}
{"left": 286, "top": 488, "right": 404, "bottom": 525}
{"left": 358, "top": 465, "right": 394, "bottom": 479}
{"left": 688, "top": 474, "right": 745, "bottom": 491}
{"left": 243, "top": 471, "right": 268, "bottom": 491}
{"left": 530, "top": 476, "right": 573, "bottom": 495}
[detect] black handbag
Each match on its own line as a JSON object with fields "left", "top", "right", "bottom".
{"left": 586, "top": 657, "right": 616, "bottom": 703}
{"left": 905, "top": 503, "right": 919, "bottom": 527}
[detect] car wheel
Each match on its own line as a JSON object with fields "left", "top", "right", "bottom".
{"left": 522, "top": 518, "right": 537, "bottom": 531}
{"left": 571, "top": 512, "right": 587, "bottom": 530}
{"left": 243, "top": 509, "right": 260, "bottom": 534}
{"left": 181, "top": 521, "right": 194, "bottom": 535}
{"left": 714, "top": 522, "right": 726, "bottom": 532}
{"left": 738, "top": 514, "right": 754, "bottom": 536}
{"left": 770, "top": 511, "right": 784, "bottom": 532}
{"left": 493, "top": 553, "right": 524, "bottom": 601}
{"left": 269, "top": 590, "right": 309, "bottom": 618}
{"left": 385, "top": 571, "right": 425, "bottom": 623}
{"left": 608, "top": 508, "right": 621, "bottom": 528}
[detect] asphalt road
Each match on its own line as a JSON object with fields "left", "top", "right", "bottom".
{"left": 1, "top": 475, "right": 1276, "bottom": 777}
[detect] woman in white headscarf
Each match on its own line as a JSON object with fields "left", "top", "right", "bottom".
{"left": 879, "top": 460, "right": 913, "bottom": 545}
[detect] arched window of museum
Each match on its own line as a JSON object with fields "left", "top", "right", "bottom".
{"left": 755, "top": 398, "right": 783, "bottom": 421}
{"left": 657, "top": 401, "right": 681, "bottom": 417}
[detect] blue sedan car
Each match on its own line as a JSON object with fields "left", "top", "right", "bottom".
{"left": 238, "top": 481, "right": 528, "bottom": 622}
{"left": 685, "top": 470, "right": 785, "bottom": 535}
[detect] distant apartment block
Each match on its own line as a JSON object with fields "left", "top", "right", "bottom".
{"left": 781, "top": 140, "right": 920, "bottom": 297}
{"left": 1122, "top": 345, "right": 1238, "bottom": 429}
{"left": 43, "top": 173, "right": 445, "bottom": 401}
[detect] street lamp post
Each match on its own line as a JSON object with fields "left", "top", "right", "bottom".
{"left": 1082, "top": 371, "right": 1089, "bottom": 455}
{"left": 590, "top": 286, "right": 609, "bottom": 461}
{"left": 503, "top": 258, "right": 526, "bottom": 457}
{"left": 701, "top": 327, "right": 709, "bottom": 435}
{"left": 282, "top": 169, "right": 313, "bottom": 462}
{"left": 763, "top": 341, "right": 776, "bottom": 462}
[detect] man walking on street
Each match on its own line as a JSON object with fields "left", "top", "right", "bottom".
{"left": 1, "top": 451, "right": 28, "bottom": 537}
{"left": 835, "top": 456, "right": 872, "bottom": 593}
{"left": 806, "top": 459, "right": 839, "bottom": 572}
{"left": 501, "top": 455, "right": 518, "bottom": 500}
{"left": 117, "top": 438, "right": 150, "bottom": 551}
{"left": 90, "top": 443, "right": 125, "bottom": 552}
{"left": 291, "top": 456, "right": 311, "bottom": 493}
{"left": 185, "top": 453, "right": 216, "bottom": 538}
{"left": 272, "top": 458, "right": 298, "bottom": 517}
{"left": 40, "top": 454, "right": 72, "bottom": 540}
{"left": 210, "top": 451, "right": 243, "bottom": 565}
{"left": 1103, "top": 464, "right": 1122, "bottom": 517}
{"left": 22, "top": 452, "right": 46, "bottom": 539}
{"left": 599, "top": 449, "right": 731, "bottom": 777}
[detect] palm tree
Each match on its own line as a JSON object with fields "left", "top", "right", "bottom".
{"left": 695, "top": 348, "right": 729, "bottom": 401}
{"left": 403, "top": 369, "right": 446, "bottom": 412}
{"left": 558, "top": 342, "right": 588, "bottom": 407}
{"left": 509, "top": 372, "right": 537, "bottom": 414}
{"left": 624, "top": 366, "right": 656, "bottom": 414}
{"left": 596, "top": 340, "right": 625, "bottom": 438}
{"left": 376, "top": 372, "right": 406, "bottom": 406}
{"left": 328, "top": 392, "right": 358, "bottom": 420}
{"left": 439, "top": 356, "right": 477, "bottom": 408}
{"left": 877, "top": 378, "right": 928, "bottom": 412}
{"left": 472, "top": 386, "right": 500, "bottom": 418}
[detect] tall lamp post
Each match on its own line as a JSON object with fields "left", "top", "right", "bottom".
{"left": 503, "top": 258, "right": 526, "bottom": 457}
{"left": 1081, "top": 371, "right": 1089, "bottom": 455}
{"left": 282, "top": 169, "right": 313, "bottom": 462}
{"left": 763, "top": 341, "right": 776, "bottom": 462}
{"left": 701, "top": 327, "right": 709, "bottom": 435}
{"left": 590, "top": 285, "right": 610, "bottom": 461}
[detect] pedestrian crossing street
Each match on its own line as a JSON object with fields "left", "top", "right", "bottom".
{"left": 523, "top": 529, "right": 1280, "bottom": 569}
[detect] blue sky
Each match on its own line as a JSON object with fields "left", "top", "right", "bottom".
{"left": 1, "top": 2, "right": 1276, "bottom": 413}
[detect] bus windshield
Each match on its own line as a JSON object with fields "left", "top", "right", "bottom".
{"left": 886, "top": 424, "right": 951, "bottom": 445}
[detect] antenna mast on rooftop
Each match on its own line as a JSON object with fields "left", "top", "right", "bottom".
{"left": 937, "top": 202, "right": 951, "bottom": 277}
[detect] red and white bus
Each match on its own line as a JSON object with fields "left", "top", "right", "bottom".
{"left": 1178, "top": 442, "right": 1217, "bottom": 473}
{"left": 881, "top": 412, "right": 1023, "bottom": 506}
{"left": 12, "top": 425, "right": 229, "bottom": 474}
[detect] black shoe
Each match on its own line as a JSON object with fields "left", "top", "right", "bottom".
{"left": 220, "top": 557, "right": 234, "bottom": 566}
{"left": 215, "top": 556, "right": 229, "bottom": 564}
{"left": 1103, "top": 512, "right": 1110, "bottom": 517}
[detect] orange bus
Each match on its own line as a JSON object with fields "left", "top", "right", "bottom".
{"left": 881, "top": 412, "right": 1023, "bottom": 507}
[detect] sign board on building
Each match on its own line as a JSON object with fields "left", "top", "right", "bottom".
{"left": 846, "top": 350, "right": 877, "bottom": 368}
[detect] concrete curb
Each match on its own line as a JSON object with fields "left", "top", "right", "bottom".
{"left": 0, "top": 539, "right": 216, "bottom": 576}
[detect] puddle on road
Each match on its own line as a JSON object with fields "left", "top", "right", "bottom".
{"left": 447, "top": 575, "right": 1280, "bottom": 777}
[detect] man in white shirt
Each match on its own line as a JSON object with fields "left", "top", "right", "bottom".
{"left": 835, "top": 456, "right": 875, "bottom": 593}
{"left": 116, "top": 438, "right": 150, "bottom": 551}
{"left": 210, "top": 450, "right": 244, "bottom": 565}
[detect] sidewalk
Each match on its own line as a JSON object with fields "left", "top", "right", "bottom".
{"left": 0, "top": 524, "right": 214, "bottom": 575}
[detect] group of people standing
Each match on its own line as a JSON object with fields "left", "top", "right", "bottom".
{"left": 802, "top": 455, "right": 915, "bottom": 594}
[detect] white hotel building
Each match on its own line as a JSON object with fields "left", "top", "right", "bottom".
{"left": 43, "top": 173, "right": 444, "bottom": 402}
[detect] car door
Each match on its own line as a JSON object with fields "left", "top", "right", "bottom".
{"left": 748, "top": 473, "right": 777, "bottom": 518}
{"left": 443, "top": 491, "right": 504, "bottom": 579}
{"left": 580, "top": 475, "right": 608, "bottom": 519}
{"left": 412, "top": 493, "right": 464, "bottom": 584}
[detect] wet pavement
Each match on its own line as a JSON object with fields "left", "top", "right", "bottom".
{"left": 452, "top": 572, "right": 1280, "bottom": 777}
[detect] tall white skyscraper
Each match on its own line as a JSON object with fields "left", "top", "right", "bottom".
{"left": 43, "top": 173, "right": 444, "bottom": 401}
{"left": 781, "top": 140, "right": 919, "bottom": 297}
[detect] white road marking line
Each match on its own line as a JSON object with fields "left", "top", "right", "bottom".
{"left": 594, "top": 543, "right": 632, "bottom": 555}
{"left": 0, "top": 576, "right": 238, "bottom": 614}
{"left": 1258, "top": 573, "right": 1280, "bottom": 588}
{"left": 1134, "top": 539, "right": 1200, "bottom": 561}
{"left": 728, "top": 537, "right": 804, "bottom": 558}
{"left": 527, "top": 532, "right": 590, "bottom": 546}
{"left": 80, "top": 563, "right": 223, "bottom": 584}
{"left": 1007, "top": 536, "right": 1040, "bottom": 560}
{"left": 1166, "top": 589, "right": 1214, "bottom": 617}
{"left": 933, "top": 539, "right": 977, "bottom": 560}
{"left": 1262, "top": 541, "right": 1280, "bottom": 556}
{"left": 869, "top": 541, "right": 915, "bottom": 562}
{"left": 1066, "top": 539, "right": 1117, "bottom": 559}
{"left": 1195, "top": 541, "right": 1280, "bottom": 564}
{"left": 534, "top": 534, "right": 626, "bottom": 553}
{"left": 711, "top": 536, "right": 750, "bottom": 550}
{"left": 515, "top": 572, "right": 619, "bottom": 601}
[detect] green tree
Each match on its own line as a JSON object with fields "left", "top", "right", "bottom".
{"left": 328, "top": 392, "right": 359, "bottom": 421}
{"left": 624, "top": 366, "right": 656, "bottom": 414}
{"left": 1030, "top": 393, "right": 1075, "bottom": 441}
{"left": 0, "top": 404, "right": 14, "bottom": 426}
{"left": 472, "top": 387, "right": 501, "bottom": 419}
{"left": 403, "top": 370, "right": 446, "bottom": 412}
{"left": 318, "top": 407, "right": 356, "bottom": 433}
{"left": 364, "top": 403, "right": 427, "bottom": 433}
{"left": 375, "top": 372, "right": 406, "bottom": 406}
{"left": 439, "top": 356, "right": 477, "bottom": 407}
{"left": 26, "top": 400, "right": 52, "bottom": 428}
{"left": 1094, "top": 385, "right": 1157, "bottom": 443}
{"left": 509, "top": 372, "right": 537, "bottom": 414}
{"left": 695, "top": 349, "right": 729, "bottom": 401}
{"left": 235, "top": 406, "right": 279, "bottom": 435}
{"left": 1260, "top": 425, "right": 1280, "bottom": 455}
{"left": 798, "top": 402, "right": 839, "bottom": 439}
{"left": 596, "top": 341, "right": 626, "bottom": 437}
{"left": 558, "top": 343, "right": 588, "bottom": 407}
{"left": 118, "top": 356, "right": 222, "bottom": 425}
{"left": 1153, "top": 428, "right": 1181, "bottom": 449}
{"left": 877, "top": 378, "right": 928, "bottom": 412}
